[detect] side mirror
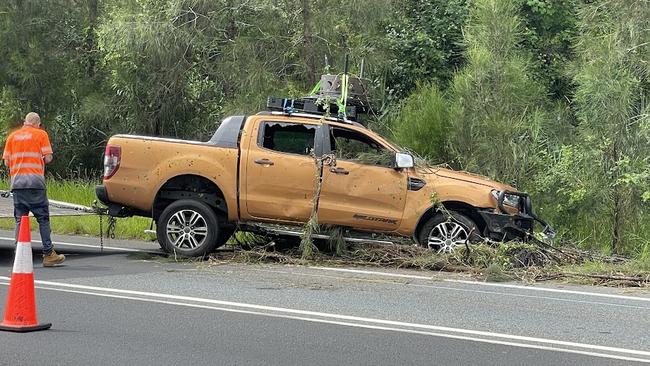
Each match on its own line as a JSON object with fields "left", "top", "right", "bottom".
{"left": 395, "top": 153, "right": 414, "bottom": 169}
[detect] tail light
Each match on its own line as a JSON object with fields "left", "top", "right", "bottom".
{"left": 103, "top": 145, "right": 121, "bottom": 179}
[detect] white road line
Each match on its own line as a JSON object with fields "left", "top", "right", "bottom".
{"left": 3, "top": 235, "right": 645, "bottom": 303}
{"left": 0, "top": 283, "right": 647, "bottom": 364}
{"left": 266, "top": 267, "right": 650, "bottom": 309}
{"left": 0, "top": 276, "right": 648, "bottom": 361}
{"left": 0, "top": 236, "right": 154, "bottom": 253}
{"left": 309, "top": 266, "right": 650, "bottom": 303}
{"left": 408, "top": 283, "right": 650, "bottom": 310}
{"left": 310, "top": 266, "right": 434, "bottom": 280}
{"left": 445, "top": 279, "right": 650, "bottom": 302}
{"left": 259, "top": 267, "right": 650, "bottom": 310}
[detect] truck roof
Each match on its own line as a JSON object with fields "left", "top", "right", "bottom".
{"left": 256, "top": 111, "right": 365, "bottom": 128}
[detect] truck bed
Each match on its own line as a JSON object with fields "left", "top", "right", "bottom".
{"left": 104, "top": 134, "right": 240, "bottom": 216}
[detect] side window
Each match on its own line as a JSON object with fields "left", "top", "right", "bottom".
{"left": 259, "top": 122, "right": 316, "bottom": 156}
{"left": 330, "top": 127, "right": 393, "bottom": 166}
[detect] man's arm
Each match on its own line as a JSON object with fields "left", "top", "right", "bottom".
{"left": 3, "top": 138, "right": 11, "bottom": 168}
{"left": 40, "top": 130, "right": 53, "bottom": 165}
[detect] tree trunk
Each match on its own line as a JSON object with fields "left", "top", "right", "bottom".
{"left": 612, "top": 191, "right": 621, "bottom": 254}
{"left": 610, "top": 141, "right": 622, "bottom": 254}
{"left": 226, "top": 0, "right": 237, "bottom": 41}
{"left": 85, "top": 0, "right": 98, "bottom": 77}
{"left": 301, "top": 0, "right": 316, "bottom": 85}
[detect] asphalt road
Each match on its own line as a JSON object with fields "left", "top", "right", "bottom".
{"left": 0, "top": 230, "right": 649, "bottom": 365}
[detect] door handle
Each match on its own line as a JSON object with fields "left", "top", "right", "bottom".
{"left": 330, "top": 167, "right": 349, "bottom": 175}
{"left": 254, "top": 159, "right": 274, "bottom": 166}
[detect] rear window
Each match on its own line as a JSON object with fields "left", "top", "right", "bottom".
{"left": 259, "top": 122, "right": 316, "bottom": 156}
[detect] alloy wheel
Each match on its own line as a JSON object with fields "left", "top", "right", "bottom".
{"left": 165, "top": 209, "right": 209, "bottom": 250}
{"left": 427, "top": 221, "right": 469, "bottom": 253}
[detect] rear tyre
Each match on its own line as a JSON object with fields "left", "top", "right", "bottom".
{"left": 418, "top": 211, "right": 481, "bottom": 253}
{"left": 156, "top": 199, "right": 220, "bottom": 257}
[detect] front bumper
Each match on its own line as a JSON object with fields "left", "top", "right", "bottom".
{"left": 479, "top": 191, "right": 555, "bottom": 241}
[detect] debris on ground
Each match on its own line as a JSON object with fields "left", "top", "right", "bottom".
{"left": 204, "top": 233, "right": 649, "bottom": 287}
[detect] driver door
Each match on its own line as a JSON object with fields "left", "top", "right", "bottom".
{"left": 318, "top": 125, "right": 408, "bottom": 231}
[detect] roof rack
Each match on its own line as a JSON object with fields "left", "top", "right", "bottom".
{"left": 266, "top": 96, "right": 364, "bottom": 122}
{"left": 266, "top": 69, "right": 371, "bottom": 123}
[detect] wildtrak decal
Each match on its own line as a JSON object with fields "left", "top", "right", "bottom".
{"left": 353, "top": 214, "right": 398, "bottom": 225}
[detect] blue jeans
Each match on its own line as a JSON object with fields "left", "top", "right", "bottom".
{"left": 13, "top": 189, "right": 53, "bottom": 255}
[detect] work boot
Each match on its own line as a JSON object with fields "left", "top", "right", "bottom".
{"left": 43, "top": 250, "right": 65, "bottom": 267}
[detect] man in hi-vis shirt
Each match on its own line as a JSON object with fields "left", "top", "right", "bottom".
{"left": 3, "top": 112, "right": 64, "bottom": 266}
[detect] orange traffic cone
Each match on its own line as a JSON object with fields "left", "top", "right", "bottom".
{"left": 0, "top": 216, "right": 51, "bottom": 332}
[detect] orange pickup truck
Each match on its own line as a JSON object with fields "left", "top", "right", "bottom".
{"left": 96, "top": 112, "right": 552, "bottom": 256}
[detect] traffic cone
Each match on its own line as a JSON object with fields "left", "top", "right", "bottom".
{"left": 0, "top": 216, "right": 51, "bottom": 332}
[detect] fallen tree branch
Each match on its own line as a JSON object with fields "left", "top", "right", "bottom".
{"left": 532, "top": 271, "right": 650, "bottom": 286}
{"left": 564, "top": 272, "right": 650, "bottom": 282}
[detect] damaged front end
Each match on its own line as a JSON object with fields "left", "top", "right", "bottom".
{"left": 478, "top": 190, "right": 555, "bottom": 242}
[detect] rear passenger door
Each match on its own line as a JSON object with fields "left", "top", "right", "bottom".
{"left": 244, "top": 120, "right": 322, "bottom": 222}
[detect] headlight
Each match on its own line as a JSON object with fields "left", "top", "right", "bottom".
{"left": 491, "top": 190, "right": 521, "bottom": 208}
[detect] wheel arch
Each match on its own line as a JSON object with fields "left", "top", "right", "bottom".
{"left": 413, "top": 201, "right": 487, "bottom": 245}
{"left": 153, "top": 174, "right": 228, "bottom": 221}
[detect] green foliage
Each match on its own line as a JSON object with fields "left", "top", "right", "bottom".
{"left": 546, "top": 1, "right": 650, "bottom": 253}
{"left": 351, "top": 150, "right": 395, "bottom": 166}
{"left": 0, "top": 88, "right": 23, "bottom": 133}
{"left": 562, "top": 259, "right": 650, "bottom": 279}
{"left": 385, "top": 0, "right": 469, "bottom": 98}
{"left": 300, "top": 215, "right": 318, "bottom": 258}
{"left": 392, "top": 83, "right": 451, "bottom": 162}
{"left": 451, "top": 243, "right": 496, "bottom": 268}
{"left": 1, "top": 0, "right": 649, "bottom": 259}
{"left": 448, "top": 0, "right": 556, "bottom": 187}
{"left": 484, "top": 263, "right": 512, "bottom": 282}
{"left": 0, "top": 0, "right": 113, "bottom": 176}
{"left": 450, "top": 242, "right": 547, "bottom": 270}
{"left": 0, "top": 179, "right": 150, "bottom": 240}
{"left": 325, "top": 225, "right": 347, "bottom": 256}
{"left": 521, "top": 0, "right": 578, "bottom": 100}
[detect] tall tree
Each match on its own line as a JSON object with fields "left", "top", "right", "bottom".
{"left": 392, "top": 83, "right": 451, "bottom": 163}
{"left": 448, "top": 0, "right": 554, "bottom": 187}
{"left": 561, "top": 0, "right": 650, "bottom": 253}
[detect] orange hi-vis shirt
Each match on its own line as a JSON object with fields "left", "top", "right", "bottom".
{"left": 2, "top": 125, "right": 53, "bottom": 190}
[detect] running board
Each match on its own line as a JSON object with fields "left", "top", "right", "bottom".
{"left": 242, "top": 223, "right": 399, "bottom": 246}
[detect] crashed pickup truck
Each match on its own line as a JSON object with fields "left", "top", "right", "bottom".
{"left": 96, "top": 111, "right": 553, "bottom": 257}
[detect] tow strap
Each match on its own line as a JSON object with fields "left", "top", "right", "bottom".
{"left": 0, "top": 190, "right": 114, "bottom": 253}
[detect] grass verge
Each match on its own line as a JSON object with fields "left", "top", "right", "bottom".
{"left": 0, "top": 179, "right": 151, "bottom": 240}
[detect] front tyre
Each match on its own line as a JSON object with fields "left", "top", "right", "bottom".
{"left": 156, "top": 199, "right": 220, "bottom": 257}
{"left": 418, "top": 211, "right": 481, "bottom": 253}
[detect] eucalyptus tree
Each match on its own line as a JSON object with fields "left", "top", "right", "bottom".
{"left": 559, "top": 0, "right": 650, "bottom": 253}
{"left": 447, "top": 0, "right": 554, "bottom": 188}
